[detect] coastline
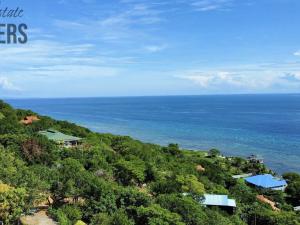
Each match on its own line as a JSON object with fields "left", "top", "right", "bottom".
{"left": 6, "top": 94, "right": 300, "bottom": 174}
{"left": 1, "top": 99, "right": 300, "bottom": 225}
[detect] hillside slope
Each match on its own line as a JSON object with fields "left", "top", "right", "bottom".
{"left": 0, "top": 100, "right": 299, "bottom": 225}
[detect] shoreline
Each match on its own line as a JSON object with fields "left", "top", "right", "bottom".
{"left": 6, "top": 95, "right": 300, "bottom": 174}
{"left": 1, "top": 99, "right": 299, "bottom": 225}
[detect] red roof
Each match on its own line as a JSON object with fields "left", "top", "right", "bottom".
{"left": 20, "top": 116, "right": 40, "bottom": 125}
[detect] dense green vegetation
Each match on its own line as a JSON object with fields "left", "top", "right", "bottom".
{"left": 0, "top": 100, "right": 299, "bottom": 225}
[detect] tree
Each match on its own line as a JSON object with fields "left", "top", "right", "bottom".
{"left": 51, "top": 158, "right": 86, "bottom": 202}
{"left": 91, "top": 213, "right": 111, "bottom": 225}
{"left": 21, "top": 136, "right": 58, "bottom": 165}
{"left": 0, "top": 101, "right": 24, "bottom": 135}
{"left": 176, "top": 175, "right": 205, "bottom": 197}
{"left": 206, "top": 209, "right": 240, "bottom": 225}
{"left": 285, "top": 181, "right": 300, "bottom": 205}
{"left": 208, "top": 149, "right": 220, "bottom": 158}
{"left": 110, "top": 209, "right": 135, "bottom": 225}
{"left": 82, "top": 177, "right": 118, "bottom": 219}
{"left": 110, "top": 136, "right": 132, "bottom": 153}
{"left": 283, "top": 172, "right": 300, "bottom": 205}
{"left": 247, "top": 204, "right": 300, "bottom": 225}
{"left": 230, "top": 179, "right": 256, "bottom": 204}
{"left": 157, "top": 194, "right": 209, "bottom": 225}
{"left": 134, "top": 204, "right": 184, "bottom": 225}
{"left": 163, "top": 143, "right": 182, "bottom": 156}
{"left": 21, "top": 139, "right": 47, "bottom": 163}
{"left": 0, "top": 148, "right": 46, "bottom": 205}
{"left": 49, "top": 207, "right": 71, "bottom": 225}
{"left": 91, "top": 210, "right": 134, "bottom": 225}
{"left": 114, "top": 159, "right": 146, "bottom": 185}
{"left": 116, "top": 187, "right": 152, "bottom": 208}
{"left": 0, "top": 184, "right": 27, "bottom": 224}
{"left": 60, "top": 205, "right": 83, "bottom": 224}
{"left": 150, "top": 177, "right": 180, "bottom": 195}
{"left": 283, "top": 172, "right": 300, "bottom": 182}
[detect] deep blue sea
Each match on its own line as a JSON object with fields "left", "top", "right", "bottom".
{"left": 6, "top": 94, "right": 300, "bottom": 174}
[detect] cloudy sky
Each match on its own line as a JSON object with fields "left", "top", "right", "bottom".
{"left": 1, "top": 0, "right": 300, "bottom": 98}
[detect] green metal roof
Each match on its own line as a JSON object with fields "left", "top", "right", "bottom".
{"left": 38, "top": 129, "right": 82, "bottom": 142}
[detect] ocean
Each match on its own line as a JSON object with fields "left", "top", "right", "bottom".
{"left": 6, "top": 94, "right": 300, "bottom": 174}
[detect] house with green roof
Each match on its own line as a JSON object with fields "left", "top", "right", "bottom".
{"left": 38, "top": 129, "right": 82, "bottom": 148}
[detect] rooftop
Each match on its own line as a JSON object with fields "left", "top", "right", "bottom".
{"left": 232, "top": 173, "right": 253, "bottom": 179}
{"left": 20, "top": 115, "right": 40, "bottom": 125}
{"left": 294, "top": 206, "right": 300, "bottom": 211}
{"left": 38, "top": 129, "right": 82, "bottom": 142}
{"left": 196, "top": 164, "right": 205, "bottom": 172}
{"left": 245, "top": 174, "right": 287, "bottom": 189}
{"left": 202, "top": 194, "right": 236, "bottom": 208}
{"left": 248, "top": 154, "right": 263, "bottom": 160}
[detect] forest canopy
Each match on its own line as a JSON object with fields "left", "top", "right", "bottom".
{"left": 0, "top": 100, "right": 299, "bottom": 225}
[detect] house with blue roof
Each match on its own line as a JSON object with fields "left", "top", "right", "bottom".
{"left": 245, "top": 174, "right": 287, "bottom": 191}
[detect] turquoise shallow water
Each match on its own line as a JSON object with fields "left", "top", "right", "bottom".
{"left": 7, "top": 94, "right": 300, "bottom": 174}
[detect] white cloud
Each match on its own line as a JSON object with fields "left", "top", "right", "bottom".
{"left": 178, "top": 71, "right": 249, "bottom": 88}
{"left": 53, "top": 0, "right": 240, "bottom": 47}
{"left": 0, "top": 40, "right": 129, "bottom": 93}
{"left": 176, "top": 66, "right": 300, "bottom": 92}
{"left": 120, "top": 0, "right": 236, "bottom": 12}
{"left": 190, "top": 0, "right": 233, "bottom": 11}
{"left": 54, "top": 2, "right": 163, "bottom": 43}
{"left": 281, "top": 72, "right": 300, "bottom": 82}
{"left": 144, "top": 44, "right": 167, "bottom": 53}
{"left": 24, "top": 65, "right": 119, "bottom": 78}
{"left": 0, "top": 76, "right": 21, "bottom": 91}
{"left": 0, "top": 40, "right": 132, "bottom": 68}
{"left": 294, "top": 50, "right": 300, "bottom": 56}
{"left": 0, "top": 39, "right": 129, "bottom": 97}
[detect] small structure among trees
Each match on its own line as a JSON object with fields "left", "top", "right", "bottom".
{"left": 20, "top": 115, "right": 40, "bottom": 125}
{"left": 38, "top": 129, "right": 82, "bottom": 148}
{"left": 196, "top": 164, "right": 205, "bottom": 172}
{"left": 245, "top": 174, "right": 287, "bottom": 191}
{"left": 201, "top": 194, "right": 236, "bottom": 213}
{"left": 232, "top": 173, "right": 253, "bottom": 179}
{"left": 247, "top": 154, "right": 264, "bottom": 164}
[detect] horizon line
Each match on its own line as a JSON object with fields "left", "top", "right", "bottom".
{"left": 3, "top": 92, "right": 300, "bottom": 100}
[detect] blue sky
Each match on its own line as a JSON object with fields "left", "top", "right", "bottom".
{"left": 1, "top": 0, "right": 300, "bottom": 98}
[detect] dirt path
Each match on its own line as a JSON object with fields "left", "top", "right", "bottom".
{"left": 20, "top": 211, "right": 57, "bottom": 225}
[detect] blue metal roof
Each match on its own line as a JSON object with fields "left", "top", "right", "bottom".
{"left": 245, "top": 174, "right": 287, "bottom": 188}
{"left": 202, "top": 194, "right": 236, "bottom": 207}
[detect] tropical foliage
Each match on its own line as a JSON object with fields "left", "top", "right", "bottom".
{"left": 0, "top": 100, "right": 299, "bottom": 225}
